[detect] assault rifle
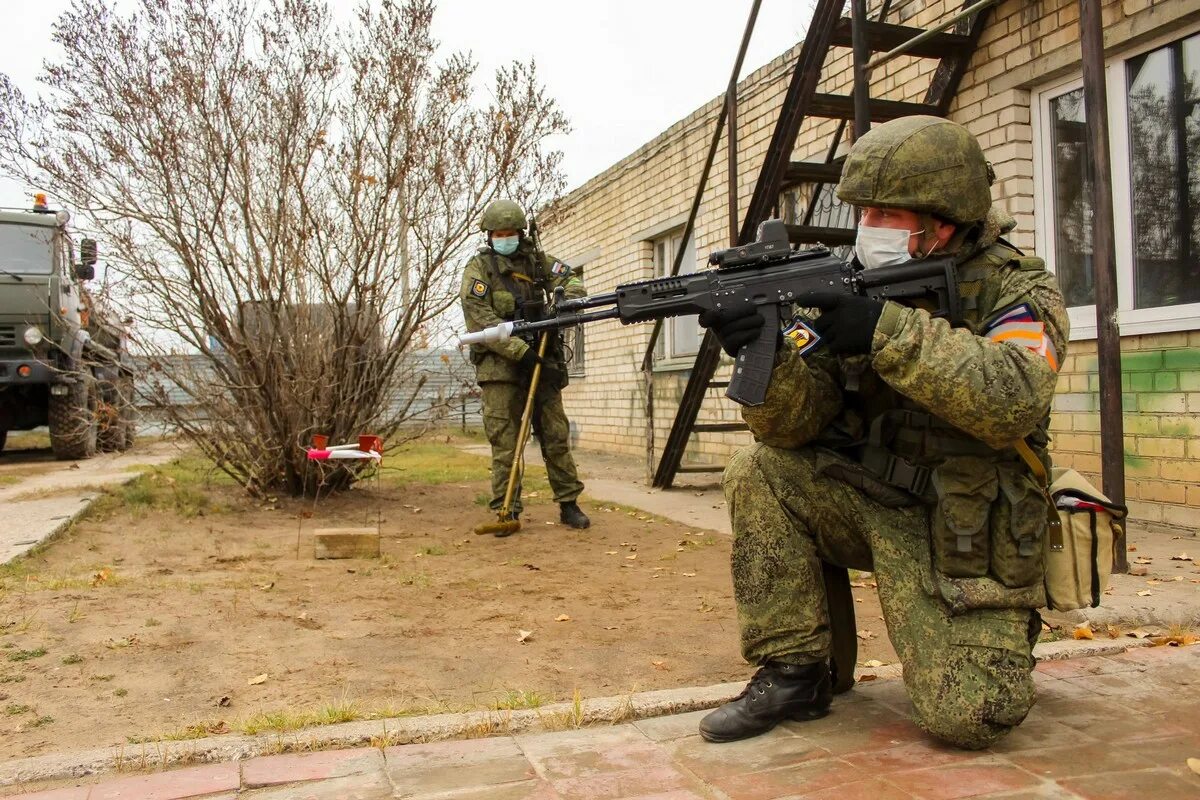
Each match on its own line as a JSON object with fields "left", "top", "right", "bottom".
{"left": 460, "top": 219, "right": 961, "bottom": 407}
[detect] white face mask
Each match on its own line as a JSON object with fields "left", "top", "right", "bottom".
{"left": 854, "top": 224, "right": 922, "bottom": 270}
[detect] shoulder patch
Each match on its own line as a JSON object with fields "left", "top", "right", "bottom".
{"left": 983, "top": 303, "right": 1058, "bottom": 371}
{"left": 469, "top": 279, "right": 489, "bottom": 299}
{"left": 782, "top": 316, "right": 822, "bottom": 356}
{"left": 551, "top": 261, "right": 569, "bottom": 277}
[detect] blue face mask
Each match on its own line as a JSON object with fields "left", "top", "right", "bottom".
{"left": 492, "top": 235, "right": 519, "bottom": 256}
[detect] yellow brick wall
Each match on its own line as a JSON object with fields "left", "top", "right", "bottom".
{"left": 541, "top": 0, "right": 1200, "bottom": 530}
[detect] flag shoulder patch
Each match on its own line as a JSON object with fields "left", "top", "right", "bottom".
{"left": 983, "top": 303, "right": 1058, "bottom": 371}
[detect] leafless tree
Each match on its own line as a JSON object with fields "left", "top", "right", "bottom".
{"left": 0, "top": 0, "right": 568, "bottom": 495}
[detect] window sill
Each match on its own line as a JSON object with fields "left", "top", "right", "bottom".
{"left": 1066, "top": 303, "right": 1200, "bottom": 341}
{"left": 652, "top": 357, "right": 701, "bottom": 373}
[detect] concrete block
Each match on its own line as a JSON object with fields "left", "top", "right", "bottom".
{"left": 314, "top": 527, "right": 380, "bottom": 560}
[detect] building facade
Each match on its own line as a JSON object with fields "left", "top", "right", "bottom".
{"left": 541, "top": 0, "right": 1200, "bottom": 531}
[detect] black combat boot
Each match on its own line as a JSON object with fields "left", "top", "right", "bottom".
{"left": 698, "top": 661, "right": 832, "bottom": 743}
{"left": 559, "top": 501, "right": 591, "bottom": 529}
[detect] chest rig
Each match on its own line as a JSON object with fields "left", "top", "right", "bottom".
{"left": 833, "top": 243, "right": 1040, "bottom": 504}
{"left": 484, "top": 250, "right": 549, "bottom": 328}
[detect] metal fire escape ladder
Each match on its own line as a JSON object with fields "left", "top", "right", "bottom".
{"left": 651, "top": 0, "right": 997, "bottom": 490}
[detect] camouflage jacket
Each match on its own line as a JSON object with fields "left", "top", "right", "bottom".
{"left": 460, "top": 239, "right": 586, "bottom": 384}
{"left": 742, "top": 211, "right": 1069, "bottom": 609}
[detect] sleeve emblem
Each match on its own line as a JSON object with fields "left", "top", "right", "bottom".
{"left": 470, "top": 279, "right": 489, "bottom": 299}
{"left": 551, "top": 261, "right": 569, "bottom": 276}
{"left": 782, "top": 316, "right": 822, "bottom": 356}
{"left": 983, "top": 303, "right": 1058, "bottom": 371}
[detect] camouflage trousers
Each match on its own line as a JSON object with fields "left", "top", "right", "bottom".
{"left": 724, "top": 442, "right": 1038, "bottom": 750}
{"left": 479, "top": 380, "right": 584, "bottom": 514}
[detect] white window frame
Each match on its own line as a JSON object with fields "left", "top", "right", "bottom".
{"left": 650, "top": 228, "right": 701, "bottom": 367}
{"left": 1031, "top": 22, "right": 1200, "bottom": 341}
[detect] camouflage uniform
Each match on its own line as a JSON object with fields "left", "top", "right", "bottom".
{"left": 461, "top": 237, "right": 586, "bottom": 515}
{"left": 723, "top": 116, "right": 1069, "bottom": 750}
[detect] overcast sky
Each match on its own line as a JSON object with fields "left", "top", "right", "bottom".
{"left": 0, "top": 1, "right": 811, "bottom": 209}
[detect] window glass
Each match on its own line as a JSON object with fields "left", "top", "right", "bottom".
{"left": 1126, "top": 33, "right": 1200, "bottom": 308}
{"left": 652, "top": 231, "right": 701, "bottom": 360}
{"left": 1048, "top": 87, "right": 1095, "bottom": 307}
{"left": 0, "top": 225, "right": 54, "bottom": 274}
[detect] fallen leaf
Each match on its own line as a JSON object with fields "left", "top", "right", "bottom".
{"left": 681, "top": 572, "right": 696, "bottom": 578}
{"left": 862, "top": 659, "right": 885, "bottom": 668}
{"left": 522, "top": 563, "right": 540, "bottom": 571}
{"left": 1126, "top": 629, "right": 1151, "bottom": 639}
{"left": 1171, "top": 575, "right": 1184, "bottom": 582}
{"left": 604, "top": 551, "right": 618, "bottom": 555}
{"left": 555, "top": 614, "right": 571, "bottom": 622}
{"left": 651, "top": 660, "right": 669, "bottom": 671}
{"left": 857, "top": 674, "right": 878, "bottom": 683}
{"left": 1104, "top": 624, "right": 1121, "bottom": 639}
{"left": 1146, "top": 579, "right": 1162, "bottom": 585}
{"left": 603, "top": 626, "right": 618, "bottom": 630}
{"left": 248, "top": 673, "right": 268, "bottom": 686}
{"left": 517, "top": 629, "right": 533, "bottom": 643}
{"left": 1171, "top": 553, "right": 1191, "bottom": 561}
{"left": 216, "top": 695, "right": 231, "bottom": 707}
{"left": 1151, "top": 633, "right": 1199, "bottom": 647}
{"left": 856, "top": 629, "right": 876, "bottom": 641}
{"left": 1137, "top": 590, "right": 1154, "bottom": 597}
{"left": 257, "top": 582, "right": 274, "bottom": 591}
{"left": 855, "top": 598, "right": 863, "bottom": 603}
{"left": 1073, "top": 624, "right": 1094, "bottom": 640}
{"left": 1188, "top": 757, "right": 1200, "bottom": 775}
{"left": 625, "top": 554, "right": 638, "bottom": 561}
{"left": 91, "top": 568, "right": 112, "bottom": 587}
{"left": 1135, "top": 557, "right": 1154, "bottom": 564}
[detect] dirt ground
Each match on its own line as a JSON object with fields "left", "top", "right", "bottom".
{"left": 0, "top": 443, "right": 893, "bottom": 760}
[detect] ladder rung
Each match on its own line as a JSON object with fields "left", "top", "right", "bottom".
{"left": 691, "top": 422, "right": 750, "bottom": 433}
{"left": 785, "top": 225, "right": 857, "bottom": 246}
{"left": 809, "top": 94, "right": 937, "bottom": 121}
{"left": 783, "top": 161, "right": 844, "bottom": 185}
{"left": 675, "top": 464, "right": 726, "bottom": 474}
{"left": 708, "top": 380, "right": 730, "bottom": 389}
{"left": 830, "top": 17, "right": 972, "bottom": 59}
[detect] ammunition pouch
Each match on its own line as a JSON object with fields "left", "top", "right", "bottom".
{"left": 837, "top": 409, "right": 1047, "bottom": 613}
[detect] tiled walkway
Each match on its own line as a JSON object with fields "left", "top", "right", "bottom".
{"left": 12, "top": 645, "right": 1199, "bottom": 799}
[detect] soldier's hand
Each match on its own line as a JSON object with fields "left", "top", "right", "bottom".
{"left": 698, "top": 301, "right": 765, "bottom": 358}
{"left": 799, "top": 292, "right": 885, "bottom": 356}
{"left": 518, "top": 348, "right": 562, "bottom": 383}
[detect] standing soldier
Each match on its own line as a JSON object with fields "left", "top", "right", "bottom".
{"left": 461, "top": 200, "right": 591, "bottom": 533}
{"left": 696, "top": 117, "right": 1068, "bottom": 750}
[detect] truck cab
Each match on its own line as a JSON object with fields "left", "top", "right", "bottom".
{"left": 0, "top": 195, "right": 134, "bottom": 458}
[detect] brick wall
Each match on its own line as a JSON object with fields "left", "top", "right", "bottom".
{"left": 1051, "top": 333, "right": 1200, "bottom": 530}
{"left": 541, "top": 0, "right": 1200, "bottom": 530}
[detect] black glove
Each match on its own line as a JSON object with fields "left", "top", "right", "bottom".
{"left": 698, "top": 301, "right": 766, "bottom": 358}
{"left": 518, "top": 347, "right": 562, "bottom": 383}
{"left": 800, "top": 292, "right": 885, "bottom": 356}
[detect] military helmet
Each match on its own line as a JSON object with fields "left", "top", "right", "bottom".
{"left": 835, "top": 116, "right": 993, "bottom": 225}
{"left": 479, "top": 199, "right": 528, "bottom": 232}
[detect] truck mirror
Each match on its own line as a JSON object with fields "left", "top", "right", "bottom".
{"left": 75, "top": 264, "right": 95, "bottom": 281}
{"left": 80, "top": 238, "right": 98, "bottom": 267}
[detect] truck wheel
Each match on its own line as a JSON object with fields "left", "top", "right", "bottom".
{"left": 49, "top": 378, "right": 99, "bottom": 460}
{"left": 99, "top": 378, "right": 136, "bottom": 452}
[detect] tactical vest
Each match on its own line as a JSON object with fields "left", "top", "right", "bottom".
{"left": 821, "top": 242, "right": 1054, "bottom": 610}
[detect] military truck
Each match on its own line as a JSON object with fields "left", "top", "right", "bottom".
{"left": 0, "top": 195, "right": 135, "bottom": 459}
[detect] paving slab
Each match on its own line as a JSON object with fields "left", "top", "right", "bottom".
{"left": 5, "top": 646, "right": 1200, "bottom": 800}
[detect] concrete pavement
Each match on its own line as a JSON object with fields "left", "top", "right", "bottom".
{"left": 8, "top": 643, "right": 1199, "bottom": 799}
{"left": 0, "top": 438, "right": 178, "bottom": 563}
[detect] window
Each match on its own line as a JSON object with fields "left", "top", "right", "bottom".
{"left": 1034, "top": 27, "right": 1200, "bottom": 338}
{"left": 652, "top": 230, "right": 701, "bottom": 361}
{"left": 0, "top": 224, "right": 54, "bottom": 275}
